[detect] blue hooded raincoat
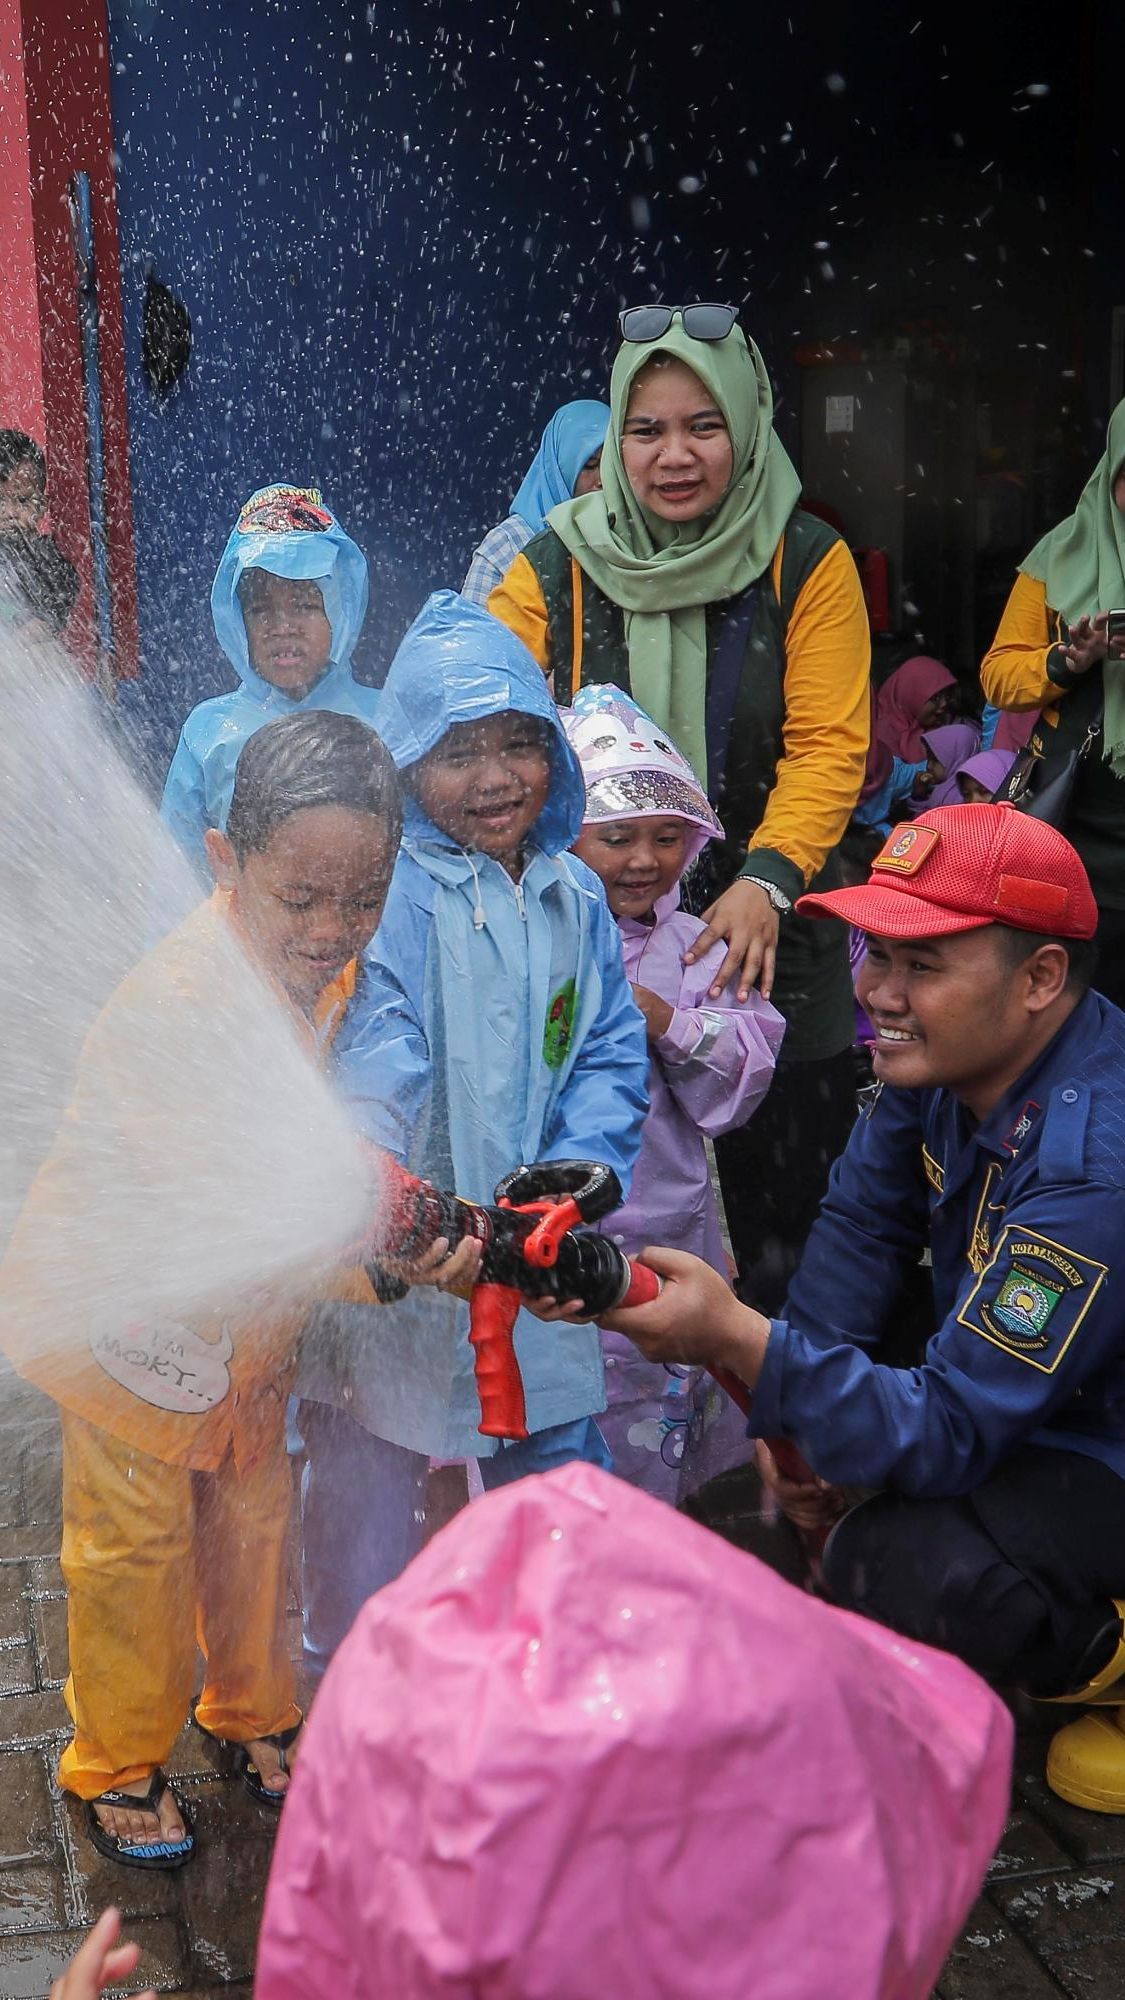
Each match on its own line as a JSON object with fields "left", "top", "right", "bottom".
{"left": 159, "top": 485, "right": 378, "bottom": 886}
{"left": 317, "top": 591, "right": 649, "bottom": 1459}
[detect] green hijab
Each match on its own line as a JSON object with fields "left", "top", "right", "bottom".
{"left": 548, "top": 319, "right": 801, "bottom": 782}
{"left": 1021, "top": 397, "right": 1125, "bottom": 777}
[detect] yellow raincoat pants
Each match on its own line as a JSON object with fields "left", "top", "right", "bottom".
{"left": 58, "top": 1404, "right": 299, "bottom": 1799}
{"left": 0, "top": 896, "right": 368, "bottom": 1799}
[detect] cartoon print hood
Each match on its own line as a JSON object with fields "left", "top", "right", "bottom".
{"left": 562, "top": 682, "right": 722, "bottom": 917}
{"left": 376, "top": 589, "right": 586, "bottom": 858}
{"left": 210, "top": 483, "right": 370, "bottom": 689}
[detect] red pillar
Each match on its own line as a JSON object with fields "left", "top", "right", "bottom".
{"left": 0, "top": 0, "right": 138, "bottom": 676}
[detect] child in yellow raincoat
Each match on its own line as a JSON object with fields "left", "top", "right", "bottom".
{"left": 0, "top": 710, "right": 401, "bottom": 1869}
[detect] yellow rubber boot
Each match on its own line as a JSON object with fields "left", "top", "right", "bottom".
{"left": 1047, "top": 1712, "right": 1125, "bottom": 1814}
{"left": 1044, "top": 1602, "right": 1125, "bottom": 1813}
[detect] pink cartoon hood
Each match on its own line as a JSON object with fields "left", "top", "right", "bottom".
{"left": 257, "top": 1464, "right": 1012, "bottom": 2000}
{"left": 562, "top": 682, "right": 722, "bottom": 876}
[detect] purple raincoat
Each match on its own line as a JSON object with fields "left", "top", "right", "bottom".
{"left": 563, "top": 687, "right": 785, "bottom": 1500}
{"left": 257, "top": 1464, "right": 1013, "bottom": 2000}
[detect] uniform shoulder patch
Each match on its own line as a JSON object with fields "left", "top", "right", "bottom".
{"left": 956, "top": 1224, "right": 1107, "bottom": 1373}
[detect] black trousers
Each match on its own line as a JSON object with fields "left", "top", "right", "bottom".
{"left": 715, "top": 1048, "right": 857, "bottom": 1317}
{"left": 823, "top": 1445, "right": 1125, "bottom": 1691}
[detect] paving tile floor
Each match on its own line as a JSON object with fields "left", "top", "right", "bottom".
{"left": 4, "top": 1364, "right": 1125, "bottom": 1996}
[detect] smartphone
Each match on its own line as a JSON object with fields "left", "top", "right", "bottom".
{"left": 1107, "top": 610, "right": 1125, "bottom": 645}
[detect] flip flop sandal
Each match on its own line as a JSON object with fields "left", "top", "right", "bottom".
{"left": 192, "top": 1710, "right": 302, "bottom": 1808}
{"left": 85, "top": 1769, "right": 195, "bottom": 1870}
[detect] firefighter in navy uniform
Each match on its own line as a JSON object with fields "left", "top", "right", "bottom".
{"left": 601, "top": 804, "right": 1125, "bottom": 1813}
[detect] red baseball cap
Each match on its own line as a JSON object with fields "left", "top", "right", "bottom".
{"left": 798, "top": 804, "right": 1098, "bottom": 940}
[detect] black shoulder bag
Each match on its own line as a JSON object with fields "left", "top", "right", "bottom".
{"left": 994, "top": 669, "right": 1103, "bottom": 826}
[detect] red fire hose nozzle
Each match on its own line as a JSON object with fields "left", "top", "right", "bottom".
{"left": 365, "top": 1153, "right": 653, "bottom": 1441}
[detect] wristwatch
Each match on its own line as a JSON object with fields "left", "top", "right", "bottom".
{"left": 741, "top": 876, "right": 793, "bottom": 915}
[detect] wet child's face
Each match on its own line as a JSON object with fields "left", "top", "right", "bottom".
{"left": 206, "top": 805, "right": 396, "bottom": 1013}
{"left": 0, "top": 462, "right": 46, "bottom": 537}
{"left": 573, "top": 815, "right": 691, "bottom": 919}
{"left": 412, "top": 712, "right": 551, "bottom": 876}
{"left": 241, "top": 571, "right": 333, "bottom": 696}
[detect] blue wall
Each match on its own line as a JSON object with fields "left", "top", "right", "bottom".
{"left": 106, "top": 0, "right": 665, "bottom": 777}
{"left": 106, "top": 0, "right": 1116, "bottom": 780}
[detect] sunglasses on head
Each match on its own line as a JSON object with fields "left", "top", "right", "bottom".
{"left": 618, "top": 303, "right": 739, "bottom": 344}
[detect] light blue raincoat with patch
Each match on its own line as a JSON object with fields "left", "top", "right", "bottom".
{"left": 315, "top": 591, "right": 649, "bottom": 1459}
{"left": 159, "top": 484, "right": 378, "bottom": 888}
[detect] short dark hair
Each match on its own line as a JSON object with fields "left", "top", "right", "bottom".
{"left": 996, "top": 924, "right": 1098, "bottom": 996}
{"left": 226, "top": 712, "right": 402, "bottom": 863}
{"left": 0, "top": 431, "right": 46, "bottom": 487}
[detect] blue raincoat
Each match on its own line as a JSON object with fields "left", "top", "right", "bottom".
{"left": 159, "top": 485, "right": 378, "bottom": 887}
{"left": 316, "top": 591, "right": 649, "bottom": 1459}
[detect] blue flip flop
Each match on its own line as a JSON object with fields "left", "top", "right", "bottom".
{"left": 85, "top": 1768, "right": 195, "bottom": 1870}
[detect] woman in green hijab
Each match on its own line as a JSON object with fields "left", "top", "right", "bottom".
{"left": 981, "top": 399, "right": 1125, "bottom": 1005}
{"left": 489, "top": 308, "right": 872, "bottom": 1312}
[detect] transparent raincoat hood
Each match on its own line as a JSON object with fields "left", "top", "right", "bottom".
{"left": 210, "top": 482, "right": 370, "bottom": 687}
{"left": 258, "top": 1463, "right": 1012, "bottom": 2000}
{"left": 376, "top": 588, "right": 586, "bottom": 857}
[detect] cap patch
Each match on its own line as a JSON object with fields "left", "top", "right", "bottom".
{"left": 874, "top": 824, "right": 941, "bottom": 876}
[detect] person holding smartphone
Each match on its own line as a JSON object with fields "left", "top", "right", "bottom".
{"left": 981, "top": 399, "right": 1125, "bottom": 1003}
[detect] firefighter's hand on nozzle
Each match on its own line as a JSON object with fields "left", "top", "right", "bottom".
{"left": 600, "top": 1245, "right": 755, "bottom": 1372}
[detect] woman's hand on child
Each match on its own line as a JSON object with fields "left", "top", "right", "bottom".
{"left": 755, "top": 1440, "right": 847, "bottom": 1534}
{"left": 630, "top": 982, "right": 675, "bottom": 1041}
{"left": 49, "top": 1908, "right": 156, "bottom": 2000}
{"left": 684, "top": 880, "right": 780, "bottom": 1001}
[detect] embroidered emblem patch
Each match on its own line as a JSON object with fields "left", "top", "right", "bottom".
{"left": 922, "top": 1144, "right": 944, "bottom": 1194}
{"left": 1002, "top": 1099, "right": 1041, "bottom": 1155}
{"left": 543, "top": 978, "right": 577, "bottom": 1071}
{"left": 967, "top": 1160, "right": 1006, "bottom": 1275}
{"left": 992, "top": 1268, "right": 1062, "bottom": 1338}
{"left": 957, "top": 1225, "right": 1108, "bottom": 1372}
{"left": 874, "top": 823, "right": 941, "bottom": 875}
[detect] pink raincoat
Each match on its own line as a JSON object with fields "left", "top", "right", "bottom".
{"left": 562, "top": 687, "right": 785, "bottom": 1497}
{"left": 257, "top": 1464, "right": 1013, "bottom": 2000}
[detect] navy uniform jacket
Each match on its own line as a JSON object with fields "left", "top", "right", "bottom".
{"left": 749, "top": 991, "right": 1125, "bottom": 1498}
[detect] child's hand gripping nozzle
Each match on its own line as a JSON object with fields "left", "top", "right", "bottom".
{"left": 368, "top": 1156, "right": 661, "bottom": 1442}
